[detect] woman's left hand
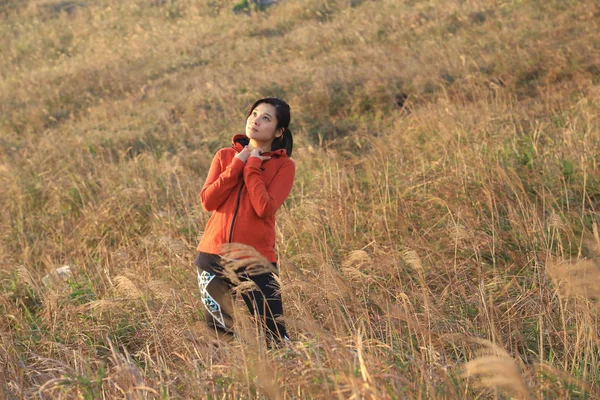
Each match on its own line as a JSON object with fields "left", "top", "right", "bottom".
{"left": 250, "top": 149, "right": 271, "bottom": 161}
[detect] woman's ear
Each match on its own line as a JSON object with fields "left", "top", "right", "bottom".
{"left": 276, "top": 128, "right": 284, "bottom": 138}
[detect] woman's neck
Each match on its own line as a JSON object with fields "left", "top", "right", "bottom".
{"left": 249, "top": 139, "right": 273, "bottom": 153}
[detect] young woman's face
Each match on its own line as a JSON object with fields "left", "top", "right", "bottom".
{"left": 245, "top": 103, "right": 282, "bottom": 145}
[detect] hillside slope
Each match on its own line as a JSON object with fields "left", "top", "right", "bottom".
{"left": 1, "top": 0, "right": 599, "bottom": 398}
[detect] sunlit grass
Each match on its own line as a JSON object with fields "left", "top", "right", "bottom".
{"left": 1, "top": 0, "right": 600, "bottom": 398}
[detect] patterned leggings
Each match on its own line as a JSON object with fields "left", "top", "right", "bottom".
{"left": 195, "top": 253, "right": 289, "bottom": 343}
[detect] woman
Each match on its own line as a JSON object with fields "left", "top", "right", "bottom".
{"left": 194, "top": 97, "right": 294, "bottom": 344}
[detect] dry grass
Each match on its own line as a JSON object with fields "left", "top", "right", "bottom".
{"left": 1, "top": 0, "right": 600, "bottom": 398}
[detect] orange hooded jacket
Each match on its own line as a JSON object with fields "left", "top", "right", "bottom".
{"left": 197, "top": 135, "right": 295, "bottom": 263}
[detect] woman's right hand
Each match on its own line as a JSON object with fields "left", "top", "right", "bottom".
{"left": 235, "top": 146, "right": 251, "bottom": 163}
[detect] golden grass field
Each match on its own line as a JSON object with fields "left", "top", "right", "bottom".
{"left": 1, "top": 0, "right": 600, "bottom": 398}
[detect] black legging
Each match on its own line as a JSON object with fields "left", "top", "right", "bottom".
{"left": 194, "top": 252, "right": 288, "bottom": 343}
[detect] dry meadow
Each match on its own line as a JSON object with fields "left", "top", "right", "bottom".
{"left": 1, "top": 0, "right": 600, "bottom": 398}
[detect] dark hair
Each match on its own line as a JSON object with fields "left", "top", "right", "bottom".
{"left": 246, "top": 97, "right": 293, "bottom": 157}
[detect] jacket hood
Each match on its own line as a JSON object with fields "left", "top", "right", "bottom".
{"left": 231, "top": 134, "right": 288, "bottom": 158}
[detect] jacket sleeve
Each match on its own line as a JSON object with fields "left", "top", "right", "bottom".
{"left": 200, "top": 149, "right": 245, "bottom": 212}
{"left": 243, "top": 157, "right": 295, "bottom": 218}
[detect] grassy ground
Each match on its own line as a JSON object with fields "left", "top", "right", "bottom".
{"left": 1, "top": 0, "right": 600, "bottom": 398}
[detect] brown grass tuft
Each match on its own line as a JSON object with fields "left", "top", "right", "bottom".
{"left": 2, "top": 0, "right": 600, "bottom": 397}
{"left": 547, "top": 259, "right": 600, "bottom": 306}
{"left": 460, "top": 339, "right": 531, "bottom": 400}
{"left": 219, "top": 243, "right": 277, "bottom": 283}
{"left": 113, "top": 275, "right": 143, "bottom": 299}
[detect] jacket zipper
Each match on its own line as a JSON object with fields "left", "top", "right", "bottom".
{"left": 228, "top": 182, "right": 245, "bottom": 243}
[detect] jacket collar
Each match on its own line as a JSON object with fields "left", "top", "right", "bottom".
{"left": 231, "top": 134, "right": 287, "bottom": 158}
